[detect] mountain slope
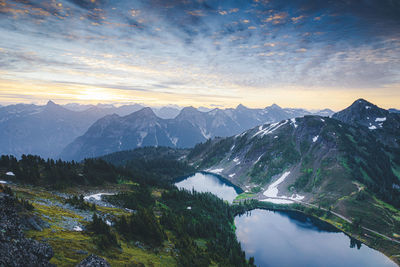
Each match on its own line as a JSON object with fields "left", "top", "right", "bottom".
{"left": 62, "top": 104, "right": 329, "bottom": 161}
{"left": 60, "top": 108, "right": 205, "bottom": 161}
{"left": 332, "top": 98, "right": 400, "bottom": 148}
{"left": 0, "top": 101, "right": 113, "bottom": 159}
{"left": 188, "top": 115, "right": 400, "bottom": 208}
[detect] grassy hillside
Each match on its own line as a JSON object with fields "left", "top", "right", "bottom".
{"left": 0, "top": 155, "right": 253, "bottom": 266}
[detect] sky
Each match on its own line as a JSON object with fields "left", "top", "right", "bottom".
{"left": 0, "top": 0, "right": 399, "bottom": 110}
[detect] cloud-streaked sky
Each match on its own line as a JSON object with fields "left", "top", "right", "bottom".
{"left": 0, "top": 0, "right": 399, "bottom": 109}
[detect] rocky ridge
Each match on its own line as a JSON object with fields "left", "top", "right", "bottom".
{"left": 0, "top": 190, "right": 54, "bottom": 267}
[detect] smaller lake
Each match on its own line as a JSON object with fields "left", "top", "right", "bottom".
{"left": 235, "top": 209, "right": 396, "bottom": 267}
{"left": 174, "top": 172, "right": 242, "bottom": 203}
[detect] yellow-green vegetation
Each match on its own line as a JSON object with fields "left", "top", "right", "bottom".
{"left": 95, "top": 206, "right": 131, "bottom": 217}
{"left": 151, "top": 189, "right": 164, "bottom": 199}
{"left": 326, "top": 193, "right": 400, "bottom": 265}
{"left": 16, "top": 185, "right": 176, "bottom": 266}
{"left": 117, "top": 179, "right": 139, "bottom": 185}
{"left": 33, "top": 203, "right": 84, "bottom": 222}
{"left": 26, "top": 226, "right": 176, "bottom": 267}
{"left": 234, "top": 192, "right": 256, "bottom": 201}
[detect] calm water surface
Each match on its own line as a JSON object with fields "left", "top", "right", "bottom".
{"left": 174, "top": 172, "right": 241, "bottom": 203}
{"left": 235, "top": 209, "right": 396, "bottom": 267}
{"left": 175, "top": 173, "right": 395, "bottom": 267}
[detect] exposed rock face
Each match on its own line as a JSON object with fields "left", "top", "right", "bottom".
{"left": 61, "top": 104, "right": 328, "bottom": 161}
{"left": 76, "top": 254, "right": 111, "bottom": 267}
{"left": 0, "top": 193, "right": 54, "bottom": 267}
{"left": 332, "top": 98, "right": 400, "bottom": 148}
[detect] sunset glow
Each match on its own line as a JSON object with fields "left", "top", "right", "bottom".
{"left": 0, "top": 0, "right": 399, "bottom": 109}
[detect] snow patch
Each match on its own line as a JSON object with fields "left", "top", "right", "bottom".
{"left": 289, "top": 194, "right": 305, "bottom": 201}
{"left": 73, "top": 226, "right": 83, "bottom": 231}
{"left": 187, "top": 206, "right": 192, "bottom": 210}
{"left": 365, "top": 106, "right": 371, "bottom": 109}
{"left": 137, "top": 131, "right": 148, "bottom": 147}
{"left": 253, "top": 120, "right": 288, "bottom": 137}
{"left": 254, "top": 155, "right": 263, "bottom": 164}
{"left": 206, "top": 168, "right": 224, "bottom": 174}
{"left": 106, "top": 220, "right": 112, "bottom": 226}
{"left": 290, "top": 118, "right": 298, "bottom": 128}
{"left": 200, "top": 127, "right": 211, "bottom": 139}
{"left": 261, "top": 198, "right": 294, "bottom": 204}
{"left": 229, "top": 173, "right": 236, "bottom": 178}
{"left": 263, "top": 171, "right": 291, "bottom": 198}
{"left": 375, "top": 117, "right": 386, "bottom": 122}
{"left": 274, "top": 136, "right": 278, "bottom": 139}
{"left": 0, "top": 180, "right": 7, "bottom": 184}
{"left": 320, "top": 118, "right": 325, "bottom": 122}
{"left": 170, "top": 137, "right": 178, "bottom": 146}
{"left": 6, "top": 171, "right": 15, "bottom": 176}
{"left": 369, "top": 125, "right": 377, "bottom": 130}
{"left": 233, "top": 157, "right": 241, "bottom": 165}
{"left": 84, "top": 193, "right": 115, "bottom": 201}
{"left": 312, "top": 136, "right": 319, "bottom": 143}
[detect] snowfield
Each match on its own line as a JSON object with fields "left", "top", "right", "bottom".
{"left": 262, "top": 171, "right": 305, "bottom": 203}
{"left": 263, "top": 171, "right": 291, "bottom": 198}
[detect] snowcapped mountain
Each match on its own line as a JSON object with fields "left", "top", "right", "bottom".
{"left": 60, "top": 103, "right": 330, "bottom": 160}
{"left": 185, "top": 111, "right": 400, "bottom": 240}
{"left": 332, "top": 99, "right": 400, "bottom": 148}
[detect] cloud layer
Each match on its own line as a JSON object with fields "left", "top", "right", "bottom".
{"left": 0, "top": 0, "right": 399, "bottom": 108}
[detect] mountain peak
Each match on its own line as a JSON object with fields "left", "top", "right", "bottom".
{"left": 177, "top": 106, "right": 201, "bottom": 117}
{"left": 131, "top": 107, "right": 156, "bottom": 117}
{"left": 46, "top": 100, "right": 56, "bottom": 106}
{"left": 44, "top": 100, "right": 68, "bottom": 113}
{"left": 236, "top": 104, "right": 248, "bottom": 110}
{"left": 351, "top": 98, "right": 374, "bottom": 107}
{"left": 267, "top": 103, "right": 282, "bottom": 110}
{"left": 332, "top": 98, "right": 388, "bottom": 129}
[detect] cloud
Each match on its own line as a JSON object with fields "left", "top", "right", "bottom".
{"left": 0, "top": 0, "right": 399, "bottom": 108}
{"left": 263, "top": 12, "right": 288, "bottom": 24}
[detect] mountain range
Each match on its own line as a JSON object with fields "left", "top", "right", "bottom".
{"left": 60, "top": 104, "right": 333, "bottom": 160}
{"left": 182, "top": 98, "right": 400, "bottom": 234}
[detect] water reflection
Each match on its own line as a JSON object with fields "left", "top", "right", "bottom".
{"left": 235, "top": 209, "right": 395, "bottom": 267}
{"left": 174, "top": 172, "right": 241, "bottom": 203}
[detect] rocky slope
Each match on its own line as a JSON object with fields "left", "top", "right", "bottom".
{"left": 332, "top": 98, "right": 400, "bottom": 148}
{"left": 0, "top": 189, "right": 54, "bottom": 267}
{"left": 76, "top": 254, "right": 110, "bottom": 267}
{"left": 188, "top": 99, "right": 400, "bottom": 205}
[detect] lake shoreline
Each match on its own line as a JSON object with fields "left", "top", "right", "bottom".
{"left": 233, "top": 199, "right": 400, "bottom": 266}
{"left": 176, "top": 172, "right": 399, "bottom": 266}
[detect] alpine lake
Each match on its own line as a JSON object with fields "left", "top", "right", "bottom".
{"left": 175, "top": 172, "right": 396, "bottom": 267}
